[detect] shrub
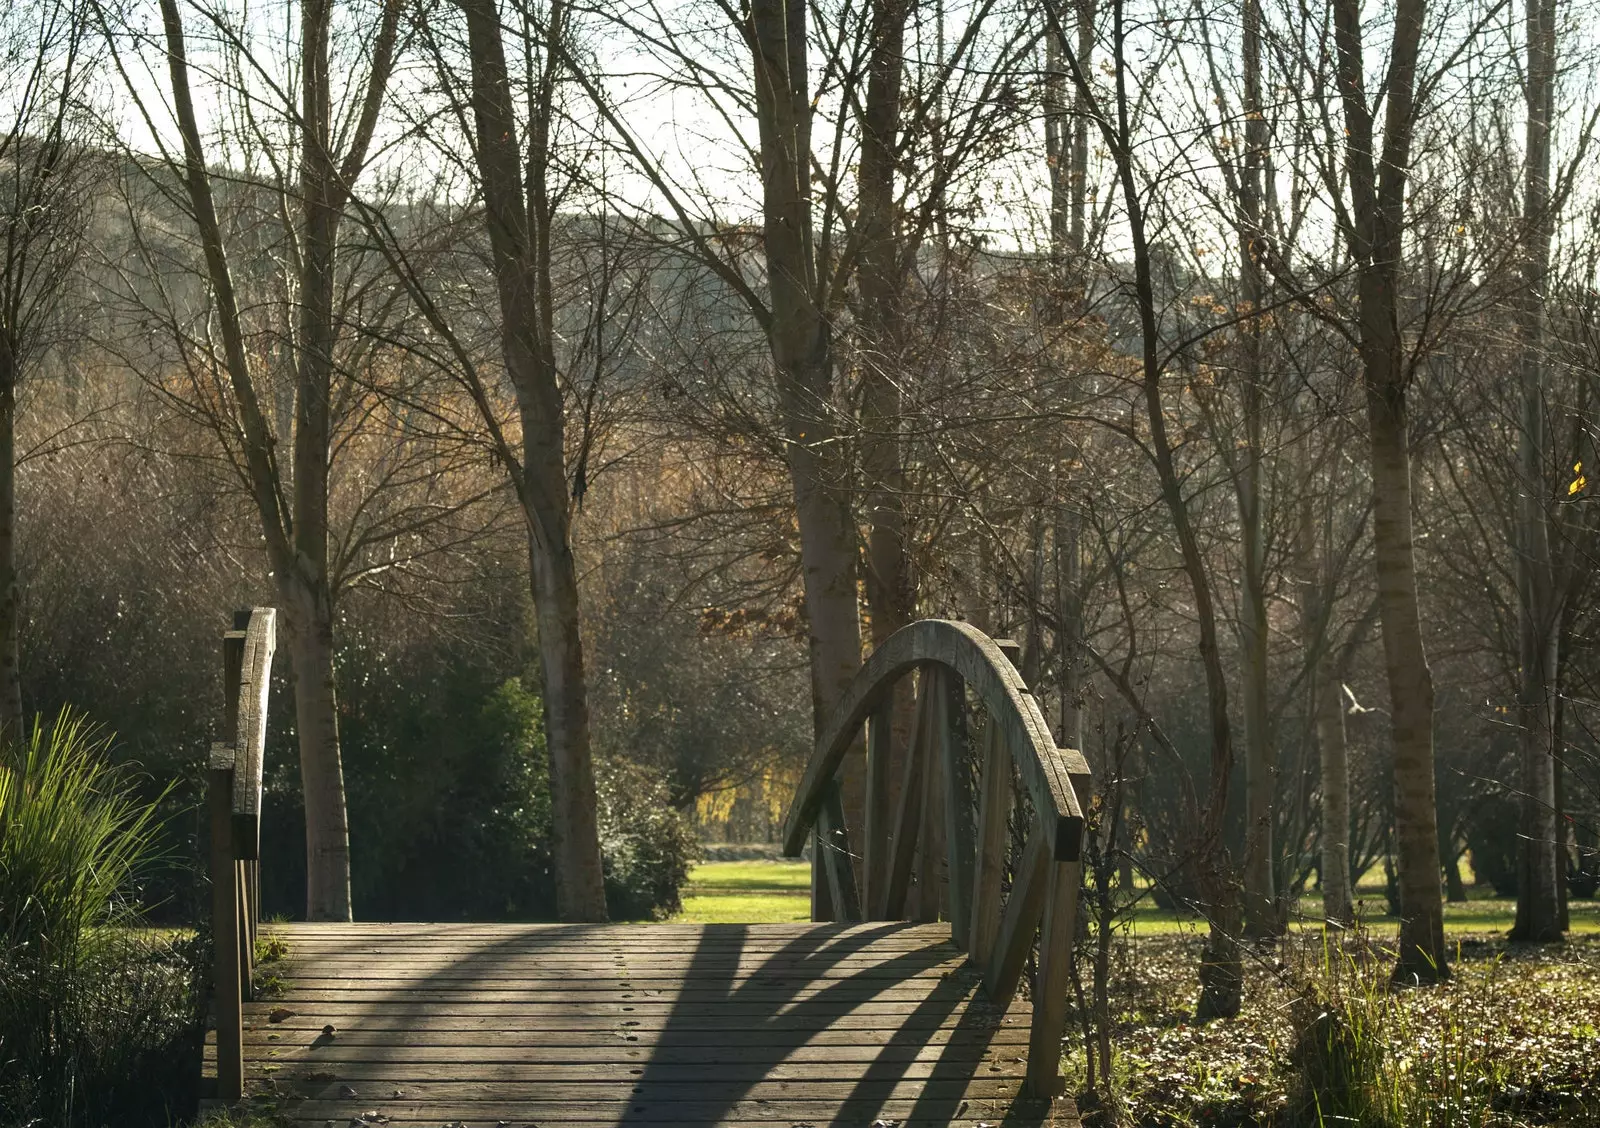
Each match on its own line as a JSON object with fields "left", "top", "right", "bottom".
{"left": 259, "top": 653, "right": 695, "bottom": 923}
{"left": 0, "top": 711, "right": 202, "bottom": 1128}
{"left": 597, "top": 754, "right": 698, "bottom": 920}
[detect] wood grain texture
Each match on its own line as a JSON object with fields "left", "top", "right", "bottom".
{"left": 206, "top": 921, "right": 1078, "bottom": 1126}
{"left": 229, "top": 606, "right": 276, "bottom": 858}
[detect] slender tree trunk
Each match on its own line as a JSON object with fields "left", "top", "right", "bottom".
{"left": 156, "top": 0, "right": 400, "bottom": 922}
{"left": 460, "top": 0, "right": 608, "bottom": 921}
{"left": 1050, "top": 0, "right": 1241, "bottom": 1016}
{"left": 1317, "top": 670, "right": 1354, "bottom": 922}
{"left": 282, "top": 582, "right": 351, "bottom": 920}
{"left": 858, "top": 0, "right": 915, "bottom": 906}
{"left": 1298, "top": 493, "right": 1354, "bottom": 924}
{"left": 1330, "top": 0, "right": 1447, "bottom": 981}
{"left": 1046, "top": 0, "right": 1090, "bottom": 754}
{"left": 1055, "top": 507, "right": 1083, "bottom": 752}
{"left": 749, "top": 0, "right": 863, "bottom": 763}
{"left": 292, "top": 0, "right": 352, "bottom": 921}
{"left": 1368, "top": 397, "right": 1446, "bottom": 978}
{"left": 1511, "top": 0, "right": 1563, "bottom": 944}
{"left": 529, "top": 525, "right": 608, "bottom": 921}
{"left": 0, "top": 350, "right": 19, "bottom": 734}
{"left": 1237, "top": 0, "right": 1276, "bottom": 939}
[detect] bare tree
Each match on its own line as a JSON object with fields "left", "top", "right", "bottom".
{"left": 0, "top": 0, "right": 98, "bottom": 734}
{"left": 109, "top": 0, "right": 404, "bottom": 919}
{"left": 1329, "top": 0, "right": 1447, "bottom": 980}
{"left": 1511, "top": 0, "right": 1563, "bottom": 943}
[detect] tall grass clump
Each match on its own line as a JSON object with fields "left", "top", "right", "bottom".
{"left": 1289, "top": 925, "right": 1506, "bottom": 1127}
{"left": 0, "top": 710, "right": 202, "bottom": 1127}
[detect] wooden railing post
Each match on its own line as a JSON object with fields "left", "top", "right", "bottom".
{"left": 1024, "top": 760, "right": 1090, "bottom": 1098}
{"left": 210, "top": 615, "right": 246, "bottom": 1101}
{"left": 880, "top": 669, "right": 932, "bottom": 919}
{"left": 971, "top": 639, "right": 1021, "bottom": 962}
{"left": 938, "top": 667, "right": 974, "bottom": 945}
{"left": 210, "top": 607, "right": 276, "bottom": 1101}
{"left": 207, "top": 747, "right": 242, "bottom": 1101}
{"left": 816, "top": 779, "right": 861, "bottom": 919}
{"left": 863, "top": 699, "right": 894, "bottom": 918}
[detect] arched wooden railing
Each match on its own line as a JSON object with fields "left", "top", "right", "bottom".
{"left": 208, "top": 607, "right": 277, "bottom": 1102}
{"left": 781, "top": 619, "right": 1091, "bottom": 1098}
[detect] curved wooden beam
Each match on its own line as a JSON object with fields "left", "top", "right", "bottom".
{"left": 230, "top": 607, "right": 277, "bottom": 859}
{"left": 781, "top": 619, "right": 1087, "bottom": 859}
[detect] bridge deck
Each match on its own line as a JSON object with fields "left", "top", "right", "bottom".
{"left": 207, "top": 921, "right": 1078, "bottom": 1126}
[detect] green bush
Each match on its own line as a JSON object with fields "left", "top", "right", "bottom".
{"left": 259, "top": 646, "right": 695, "bottom": 923}
{"left": 0, "top": 711, "right": 202, "bottom": 1128}
{"left": 597, "top": 755, "right": 698, "bottom": 920}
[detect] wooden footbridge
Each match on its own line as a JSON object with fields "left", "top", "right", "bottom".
{"left": 204, "top": 613, "right": 1089, "bottom": 1126}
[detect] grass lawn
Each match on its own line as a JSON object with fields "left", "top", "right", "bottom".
{"left": 676, "top": 859, "right": 813, "bottom": 923}
{"left": 672, "top": 859, "right": 1600, "bottom": 936}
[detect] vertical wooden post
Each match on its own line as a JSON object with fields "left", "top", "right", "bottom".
{"left": 984, "top": 821, "right": 1050, "bottom": 1006}
{"left": 208, "top": 750, "right": 242, "bottom": 1101}
{"left": 1026, "top": 856, "right": 1082, "bottom": 1098}
{"left": 863, "top": 700, "right": 893, "bottom": 918}
{"left": 939, "top": 668, "right": 974, "bottom": 946}
{"left": 881, "top": 669, "right": 931, "bottom": 919}
{"left": 817, "top": 779, "right": 862, "bottom": 920}
{"left": 971, "top": 639, "right": 1022, "bottom": 962}
{"left": 969, "top": 718, "right": 1010, "bottom": 964}
{"left": 810, "top": 828, "right": 835, "bottom": 921}
{"left": 913, "top": 669, "right": 946, "bottom": 923}
{"left": 212, "top": 614, "right": 248, "bottom": 1099}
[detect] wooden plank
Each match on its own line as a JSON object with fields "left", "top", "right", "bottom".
{"left": 984, "top": 822, "right": 1050, "bottom": 1008}
{"left": 230, "top": 1044, "right": 1020, "bottom": 1069}
{"left": 939, "top": 666, "right": 974, "bottom": 945}
{"left": 230, "top": 607, "right": 276, "bottom": 859}
{"left": 236, "top": 1010, "right": 1030, "bottom": 1034}
{"left": 863, "top": 697, "right": 894, "bottom": 916}
{"left": 242, "top": 1079, "right": 1031, "bottom": 1102}
{"left": 915, "top": 685, "right": 946, "bottom": 924}
{"left": 231, "top": 1025, "right": 1031, "bottom": 1046}
{"left": 816, "top": 779, "right": 861, "bottom": 920}
{"left": 275, "top": 1096, "right": 1041, "bottom": 1122}
{"left": 267, "top": 1118, "right": 1067, "bottom": 1127}
{"left": 1026, "top": 860, "right": 1081, "bottom": 1098}
{"left": 880, "top": 670, "right": 932, "bottom": 918}
{"left": 208, "top": 762, "right": 242, "bottom": 1102}
{"left": 970, "top": 712, "right": 1012, "bottom": 967}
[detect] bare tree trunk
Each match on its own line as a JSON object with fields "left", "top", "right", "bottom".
{"left": 529, "top": 527, "right": 608, "bottom": 921}
{"left": 749, "top": 0, "right": 863, "bottom": 764}
{"left": 1237, "top": 0, "right": 1276, "bottom": 939}
{"left": 460, "top": 0, "right": 608, "bottom": 921}
{"left": 155, "top": 0, "right": 397, "bottom": 921}
{"left": 1317, "top": 672, "right": 1353, "bottom": 923}
{"left": 1047, "top": 0, "right": 1241, "bottom": 1016}
{"left": 858, "top": 0, "right": 914, "bottom": 905}
{"left": 1297, "top": 494, "right": 1354, "bottom": 924}
{"left": 282, "top": 584, "right": 351, "bottom": 920}
{"left": 1045, "top": 0, "right": 1090, "bottom": 754}
{"left": 1330, "top": 0, "right": 1447, "bottom": 981}
{"left": 292, "top": 0, "right": 352, "bottom": 921}
{"left": 0, "top": 353, "right": 19, "bottom": 733}
{"left": 1511, "top": 0, "right": 1563, "bottom": 944}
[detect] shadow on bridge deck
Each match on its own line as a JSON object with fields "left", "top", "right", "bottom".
{"left": 209, "top": 921, "right": 1078, "bottom": 1127}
